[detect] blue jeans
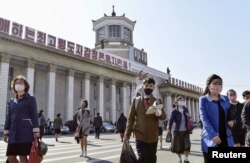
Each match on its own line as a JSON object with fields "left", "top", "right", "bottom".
{"left": 136, "top": 140, "right": 158, "bottom": 163}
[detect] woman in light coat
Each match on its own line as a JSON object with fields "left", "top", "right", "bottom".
{"left": 75, "top": 99, "right": 91, "bottom": 157}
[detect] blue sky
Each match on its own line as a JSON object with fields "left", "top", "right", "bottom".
{"left": 1, "top": 0, "right": 249, "bottom": 102}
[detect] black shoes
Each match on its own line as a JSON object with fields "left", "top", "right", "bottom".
{"left": 184, "top": 160, "right": 190, "bottom": 163}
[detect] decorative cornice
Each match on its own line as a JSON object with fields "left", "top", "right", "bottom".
{"left": 0, "top": 33, "right": 136, "bottom": 76}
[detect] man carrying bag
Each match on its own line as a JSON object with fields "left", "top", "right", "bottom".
{"left": 124, "top": 78, "right": 166, "bottom": 163}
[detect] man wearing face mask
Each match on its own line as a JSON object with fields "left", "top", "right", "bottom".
{"left": 227, "top": 89, "right": 245, "bottom": 147}
{"left": 124, "top": 77, "right": 166, "bottom": 163}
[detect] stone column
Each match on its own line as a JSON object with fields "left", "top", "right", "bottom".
{"left": 192, "top": 98, "right": 195, "bottom": 121}
{"left": 0, "top": 54, "right": 10, "bottom": 129}
{"left": 187, "top": 97, "right": 192, "bottom": 115}
{"left": 196, "top": 99, "right": 200, "bottom": 121}
{"left": 66, "top": 70, "right": 74, "bottom": 120}
{"left": 121, "top": 25, "right": 124, "bottom": 40}
{"left": 193, "top": 99, "right": 197, "bottom": 122}
{"left": 105, "top": 26, "right": 108, "bottom": 40}
{"left": 122, "top": 82, "right": 128, "bottom": 117}
{"left": 83, "top": 73, "right": 90, "bottom": 108}
{"left": 166, "top": 93, "right": 172, "bottom": 119}
{"left": 111, "top": 79, "right": 116, "bottom": 123}
{"left": 98, "top": 76, "right": 104, "bottom": 119}
{"left": 47, "top": 64, "right": 56, "bottom": 120}
{"left": 26, "top": 59, "right": 36, "bottom": 96}
{"left": 131, "top": 82, "right": 136, "bottom": 98}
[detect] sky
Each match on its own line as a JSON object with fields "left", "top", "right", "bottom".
{"left": 1, "top": 0, "right": 250, "bottom": 102}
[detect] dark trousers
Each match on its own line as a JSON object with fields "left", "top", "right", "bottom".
{"left": 136, "top": 140, "right": 157, "bottom": 163}
{"left": 39, "top": 126, "right": 45, "bottom": 140}
{"left": 95, "top": 127, "right": 101, "bottom": 139}
{"left": 203, "top": 152, "right": 208, "bottom": 163}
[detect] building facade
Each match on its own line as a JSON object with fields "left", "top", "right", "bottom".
{"left": 0, "top": 9, "right": 202, "bottom": 131}
{"left": 0, "top": 17, "right": 137, "bottom": 129}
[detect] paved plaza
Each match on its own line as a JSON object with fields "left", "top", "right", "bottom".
{"left": 0, "top": 128, "right": 203, "bottom": 163}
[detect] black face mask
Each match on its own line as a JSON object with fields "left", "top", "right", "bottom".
{"left": 144, "top": 88, "right": 153, "bottom": 95}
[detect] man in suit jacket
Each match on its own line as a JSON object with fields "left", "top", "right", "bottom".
{"left": 124, "top": 77, "right": 166, "bottom": 163}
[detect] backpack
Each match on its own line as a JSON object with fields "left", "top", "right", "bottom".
{"left": 134, "top": 96, "right": 161, "bottom": 114}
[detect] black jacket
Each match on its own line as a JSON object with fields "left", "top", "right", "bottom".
{"left": 228, "top": 102, "right": 244, "bottom": 136}
{"left": 229, "top": 102, "right": 244, "bottom": 126}
{"left": 117, "top": 115, "right": 127, "bottom": 131}
{"left": 242, "top": 100, "right": 250, "bottom": 129}
{"left": 93, "top": 116, "right": 103, "bottom": 128}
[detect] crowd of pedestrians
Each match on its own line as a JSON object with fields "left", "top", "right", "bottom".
{"left": 3, "top": 74, "right": 250, "bottom": 163}
{"left": 199, "top": 74, "right": 250, "bottom": 163}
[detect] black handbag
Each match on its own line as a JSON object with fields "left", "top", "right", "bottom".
{"left": 165, "top": 131, "right": 172, "bottom": 142}
{"left": 120, "top": 140, "right": 137, "bottom": 163}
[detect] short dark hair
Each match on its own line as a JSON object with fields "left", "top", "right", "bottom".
{"left": 176, "top": 95, "right": 184, "bottom": 101}
{"left": 227, "top": 89, "right": 236, "bottom": 96}
{"left": 80, "top": 99, "right": 88, "bottom": 108}
{"left": 143, "top": 77, "right": 155, "bottom": 85}
{"left": 57, "top": 113, "right": 60, "bottom": 117}
{"left": 11, "top": 75, "right": 30, "bottom": 93}
{"left": 97, "top": 113, "right": 100, "bottom": 116}
{"left": 242, "top": 90, "right": 250, "bottom": 97}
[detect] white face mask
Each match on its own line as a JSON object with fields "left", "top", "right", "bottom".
{"left": 15, "top": 84, "right": 25, "bottom": 92}
{"left": 178, "top": 101, "right": 186, "bottom": 107}
{"left": 209, "top": 84, "right": 222, "bottom": 94}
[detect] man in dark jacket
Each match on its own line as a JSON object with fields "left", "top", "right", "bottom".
{"left": 227, "top": 89, "right": 245, "bottom": 147}
{"left": 117, "top": 112, "right": 127, "bottom": 142}
{"left": 241, "top": 90, "right": 250, "bottom": 147}
{"left": 93, "top": 113, "right": 103, "bottom": 139}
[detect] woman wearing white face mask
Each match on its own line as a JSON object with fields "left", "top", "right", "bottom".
{"left": 199, "top": 74, "right": 234, "bottom": 163}
{"left": 167, "top": 95, "right": 191, "bottom": 163}
{"left": 4, "top": 75, "right": 39, "bottom": 163}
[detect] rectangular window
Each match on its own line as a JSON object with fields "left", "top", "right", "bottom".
{"left": 98, "top": 27, "right": 105, "bottom": 41}
{"left": 124, "top": 27, "right": 131, "bottom": 41}
{"left": 109, "top": 25, "right": 120, "bottom": 38}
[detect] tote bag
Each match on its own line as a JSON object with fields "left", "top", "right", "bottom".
{"left": 29, "top": 136, "right": 43, "bottom": 163}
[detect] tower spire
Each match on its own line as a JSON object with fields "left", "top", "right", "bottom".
{"left": 112, "top": 5, "right": 116, "bottom": 16}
